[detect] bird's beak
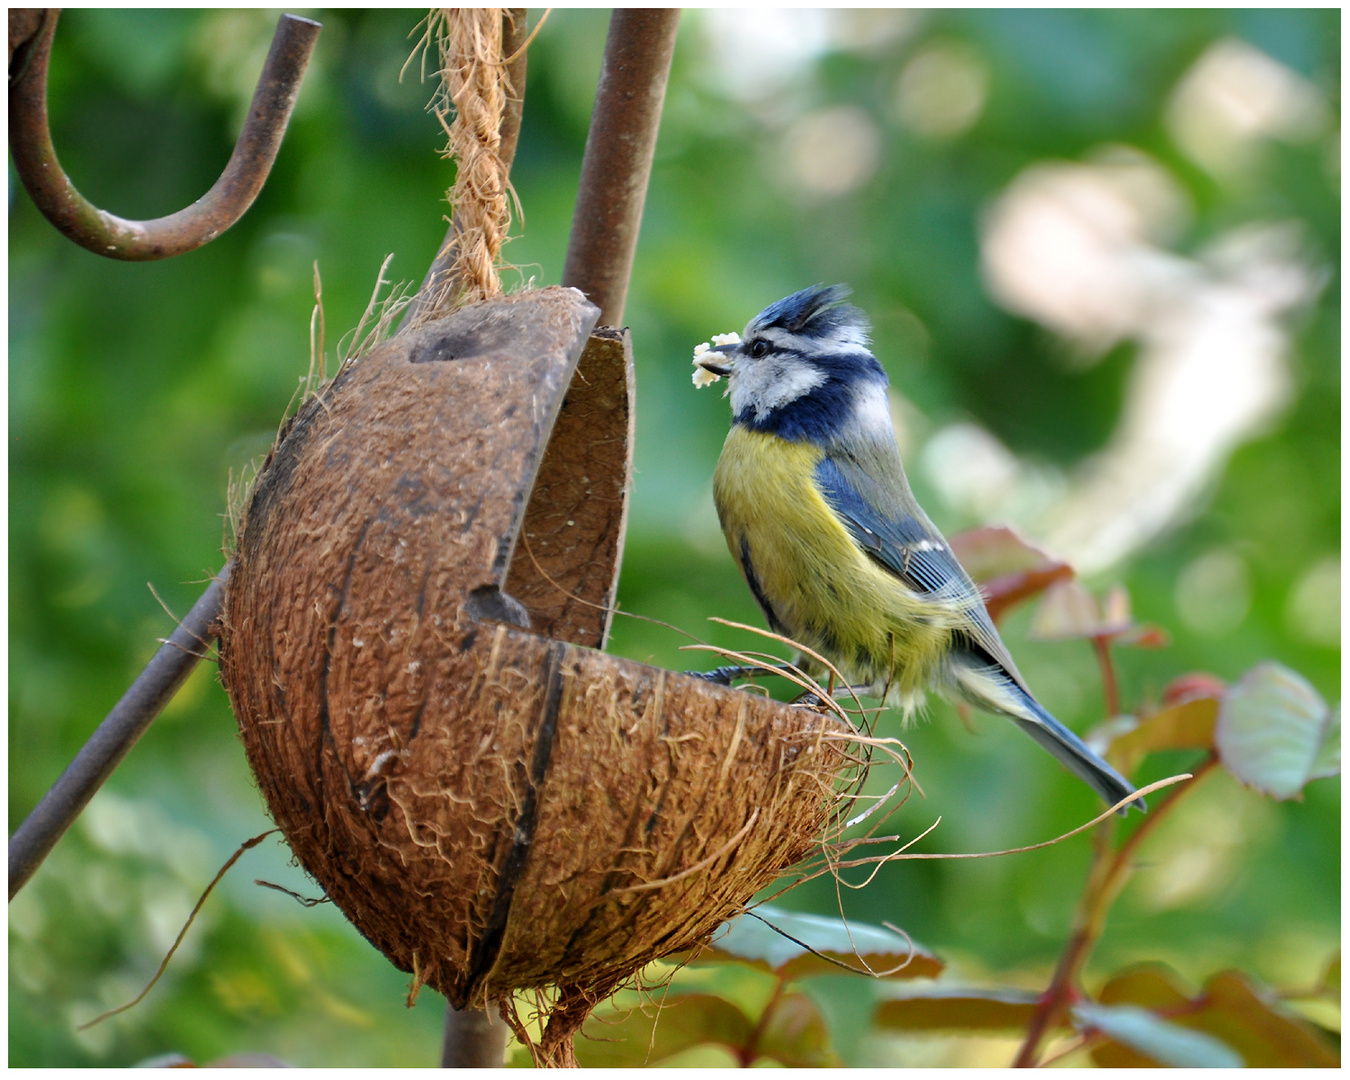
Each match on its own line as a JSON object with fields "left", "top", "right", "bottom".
{"left": 695, "top": 349, "right": 736, "bottom": 378}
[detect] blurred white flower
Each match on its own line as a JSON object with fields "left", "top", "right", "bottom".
{"left": 921, "top": 422, "right": 1064, "bottom": 527}
{"left": 895, "top": 42, "right": 989, "bottom": 139}
{"left": 978, "top": 142, "right": 1321, "bottom": 573}
{"left": 780, "top": 105, "right": 882, "bottom": 198}
{"left": 1285, "top": 557, "right": 1340, "bottom": 648}
{"left": 1166, "top": 38, "right": 1331, "bottom": 178}
{"left": 981, "top": 148, "right": 1191, "bottom": 354}
{"left": 828, "top": 9, "right": 921, "bottom": 56}
{"left": 1175, "top": 548, "right": 1253, "bottom": 636}
{"left": 696, "top": 9, "right": 830, "bottom": 105}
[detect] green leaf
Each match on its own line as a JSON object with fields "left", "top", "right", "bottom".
{"left": 873, "top": 988, "right": 1042, "bottom": 1031}
{"left": 1094, "top": 966, "right": 1340, "bottom": 1068}
{"left": 1323, "top": 953, "right": 1340, "bottom": 995}
{"left": 701, "top": 906, "right": 943, "bottom": 982}
{"left": 1215, "top": 663, "right": 1340, "bottom": 799}
{"left": 755, "top": 992, "right": 839, "bottom": 1067}
{"left": 1196, "top": 971, "right": 1340, "bottom": 1067}
{"left": 1103, "top": 697, "right": 1218, "bottom": 774}
{"left": 1309, "top": 704, "right": 1341, "bottom": 780}
{"left": 1098, "top": 964, "right": 1193, "bottom": 1011}
{"left": 1074, "top": 1002, "right": 1243, "bottom": 1068}
{"left": 576, "top": 993, "right": 754, "bottom": 1068}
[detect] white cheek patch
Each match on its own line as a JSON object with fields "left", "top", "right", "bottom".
{"left": 730, "top": 354, "right": 827, "bottom": 420}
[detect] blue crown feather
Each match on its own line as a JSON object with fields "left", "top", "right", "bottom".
{"left": 752, "top": 284, "right": 870, "bottom": 343}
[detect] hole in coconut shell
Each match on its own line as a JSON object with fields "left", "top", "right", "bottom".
{"left": 464, "top": 585, "right": 532, "bottom": 630}
{"left": 409, "top": 319, "right": 515, "bottom": 364}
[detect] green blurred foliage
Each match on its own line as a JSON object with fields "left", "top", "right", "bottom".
{"left": 9, "top": 8, "right": 1338, "bottom": 1067}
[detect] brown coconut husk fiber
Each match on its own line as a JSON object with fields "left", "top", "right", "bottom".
{"left": 218, "top": 288, "right": 865, "bottom": 1067}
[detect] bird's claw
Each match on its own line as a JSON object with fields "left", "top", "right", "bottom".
{"left": 685, "top": 664, "right": 774, "bottom": 686}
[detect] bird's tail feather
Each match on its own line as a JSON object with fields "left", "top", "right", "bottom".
{"left": 949, "top": 655, "right": 1145, "bottom": 814}
{"left": 1010, "top": 696, "right": 1146, "bottom": 815}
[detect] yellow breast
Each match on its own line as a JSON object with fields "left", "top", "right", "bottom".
{"left": 712, "top": 426, "right": 956, "bottom": 705}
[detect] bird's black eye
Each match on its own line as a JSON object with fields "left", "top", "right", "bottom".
{"left": 748, "top": 339, "right": 769, "bottom": 358}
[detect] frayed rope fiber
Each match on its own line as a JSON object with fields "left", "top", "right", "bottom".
{"left": 421, "top": 8, "right": 517, "bottom": 318}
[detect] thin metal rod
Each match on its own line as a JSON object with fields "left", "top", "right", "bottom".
{"left": 8, "top": 9, "right": 45, "bottom": 67}
{"left": 441, "top": 1002, "right": 508, "bottom": 1068}
{"left": 400, "top": 8, "right": 531, "bottom": 333}
{"left": 9, "top": 564, "right": 231, "bottom": 899}
{"left": 560, "top": 8, "right": 680, "bottom": 327}
{"left": 9, "top": 11, "right": 320, "bottom": 261}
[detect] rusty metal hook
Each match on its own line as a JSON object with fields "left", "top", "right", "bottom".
{"left": 8, "top": 9, "right": 320, "bottom": 260}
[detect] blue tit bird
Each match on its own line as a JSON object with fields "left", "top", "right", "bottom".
{"left": 693, "top": 284, "right": 1144, "bottom": 814}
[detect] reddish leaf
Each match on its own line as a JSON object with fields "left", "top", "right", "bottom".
{"left": 948, "top": 525, "right": 1063, "bottom": 581}
{"left": 1103, "top": 697, "right": 1219, "bottom": 774}
{"left": 1162, "top": 672, "right": 1228, "bottom": 707}
{"left": 1092, "top": 1033, "right": 1170, "bottom": 1067}
{"left": 1092, "top": 966, "right": 1206, "bottom": 1067}
{"left": 873, "top": 988, "right": 1043, "bottom": 1031}
{"left": 982, "top": 564, "right": 1077, "bottom": 624}
{"left": 1115, "top": 623, "right": 1171, "bottom": 649}
{"left": 1074, "top": 1003, "right": 1241, "bottom": 1067}
{"left": 576, "top": 993, "right": 754, "bottom": 1067}
{"left": 755, "top": 992, "right": 839, "bottom": 1067}
{"left": 1196, "top": 971, "right": 1340, "bottom": 1067}
{"left": 1098, "top": 964, "right": 1193, "bottom": 1011}
{"left": 1030, "top": 579, "right": 1134, "bottom": 642}
{"left": 949, "top": 525, "right": 1074, "bottom": 623}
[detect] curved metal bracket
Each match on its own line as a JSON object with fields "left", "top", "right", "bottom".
{"left": 8, "top": 9, "right": 320, "bottom": 260}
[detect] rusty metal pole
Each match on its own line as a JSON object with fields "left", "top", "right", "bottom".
{"left": 9, "top": 567, "right": 230, "bottom": 898}
{"left": 441, "top": 1003, "right": 509, "bottom": 1068}
{"left": 7, "top": 11, "right": 323, "bottom": 894}
{"left": 561, "top": 9, "right": 680, "bottom": 327}
{"left": 435, "top": 11, "right": 680, "bottom": 1066}
{"left": 9, "top": 10, "right": 320, "bottom": 260}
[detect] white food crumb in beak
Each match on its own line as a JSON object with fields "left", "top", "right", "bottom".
{"left": 691, "top": 331, "right": 741, "bottom": 389}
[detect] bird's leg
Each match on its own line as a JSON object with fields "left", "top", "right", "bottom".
{"left": 793, "top": 685, "right": 874, "bottom": 709}
{"left": 688, "top": 664, "right": 874, "bottom": 708}
{"left": 685, "top": 662, "right": 790, "bottom": 685}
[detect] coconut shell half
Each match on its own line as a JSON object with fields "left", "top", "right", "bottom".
{"left": 219, "top": 287, "right": 854, "bottom": 1020}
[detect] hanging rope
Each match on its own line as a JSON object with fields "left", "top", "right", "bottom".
{"left": 414, "top": 8, "right": 521, "bottom": 321}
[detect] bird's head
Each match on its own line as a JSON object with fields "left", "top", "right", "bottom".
{"left": 695, "top": 284, "right": 889, "bottom": 442}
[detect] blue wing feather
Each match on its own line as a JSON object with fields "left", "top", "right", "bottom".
{"left": 813, "top": 454, "right": 1011, "bottom": 666}
{"left": 813, "top": 453, "right": 1144, "bottom": 813}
